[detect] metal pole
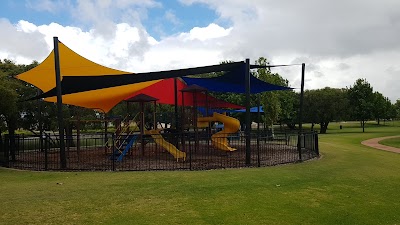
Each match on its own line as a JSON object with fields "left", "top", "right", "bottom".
{"left": 37, "top": 89, "right": 43, "bottom": 152}
{"left": 0, "top": 132, "right": 3, "bottom": 166}
{"left": 315, "top": 132, "right": 319, "bottom": 156}
{"left": 257, "top": 95, "right": 260, "bottom": 167}
{"left": 193, "top": 92, "right": 198, "bottom": 152}
{"left": 245, "top": 59, "right": 251, "bottom": 166}
{"left": 104, "top": 113, "right": 107, "bottom": 154}
{"left": 174, "top": 78, "right": 179, "bottom": 130}
{"left": 77, "top": 115, "right": 81, "bottom": 156}
{"left": 140, "top": 102, "right": 144, "bottom": 156}
{"left": 112, "top": 133, "right": 115, "bottom": 171}
{"left": 53, "top": 37, "right": 66, "bottom": 169}
{"left": 153, "top": 101, "right": 157, "bottom": 130}
{"left": 4, "top": 135, "right": 9, "bottom": 167}
{"left": 173, "top": 78, "right": 179, "bottom": 148}
{"left": 44, "top": 136, "right": 48, "bottom": 170}
{"left": 181, "top": 91, "right": 185, "bottom": 151}
{"left": 297, "top": 63, "right": 305, "bottom": 161}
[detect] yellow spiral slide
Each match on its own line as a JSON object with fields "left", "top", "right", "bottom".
{"left": 197, "top": 112, "right": 240, "bottom": 151}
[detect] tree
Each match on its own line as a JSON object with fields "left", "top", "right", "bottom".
{"left": 254, "top": 57, "right": 293, "bottom": 131}
{"left": 0, "top": 83, "right": 18, "bottom": 135}
{"left": 382, "top": 97, "right": 395, "bottom": 123}
{"left": 395, "top": 99, "right": 400, "bottom": 119}
{"left": 348, "top": 78, "right": 374, "bottom": 132}
{"left": 303, "top": 87, "right": 349, "bottom": 134}
{"left": 278, "top": 89, "right": 298, "bottom": 129}
{"left": 0, "top": 59, "right": 93, "bottom": 137}
{"left": 0, "top": 60, "right": 26, "bottom": 136}
{"left": 0, "top": 59, "right": 35, "bottom": 161}
{"left": 372, "top": 92, "right": 387, "bottom": 125}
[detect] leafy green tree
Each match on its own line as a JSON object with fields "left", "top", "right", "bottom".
{"left": 254, "top": 57, "right": 294, "bottom": 131}
{"left": 303, "top": 88, "right": 349, "bottom": 133}
{"left": 372, "top": 92, "right": 387, "bottom": 125}
{"left": 0, "top": 83, "right": 18, "bottom": 160}
{"left": 1, "top": 59, "right": 101, "bottom": 140}
{"left": 0, "top": 59, "right": 39, "bottom": 160}
{"left": 278, "top": 89, "right": 298, "bottom": 129}
{"left": 382, "top": 97, "right": 395, "bottom": 122}
{"left": 0, "top": 82, "right": 18, "bottom": 136}
{"left": 394, "top": 99, "right": 400, "bottom": 119}
{"left": 0, "top": 59, "right": 37, "bottom": 136}
{"left": 390, "top": 104, "right": 397, "bottom": 119}
{"left": 0, "top": 59, "right": 76, "bottom": 137}
{"left": 348, "top": 78, "right": 374, "bottom": 132}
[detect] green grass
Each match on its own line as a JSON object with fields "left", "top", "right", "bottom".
{"left": 1, "top": 122, "right": 400, "bottom": 224}
{"left": 379, "top": 137, "right": 400, "bottom": 148}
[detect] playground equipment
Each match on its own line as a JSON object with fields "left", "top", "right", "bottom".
{"left": 198, "top": 112, "right": 240, "bottom": 151}
{"left": 107, "top": 113, "right": 186, "bottom": 162}
{"left": 107, "top": 94, "right": 186, "bottom": 162}
{"left": 107, "top": 114, "right": 140, "bottom": 162}
{"left": 111, "top": 134, "right": 138, "bottom": 162}
{"left": 144, "top": 129, "right": 186, "bottom": 161}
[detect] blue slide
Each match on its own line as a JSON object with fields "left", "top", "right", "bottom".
{"left": 111, "top": 135, "right": 138, "bottom": 162}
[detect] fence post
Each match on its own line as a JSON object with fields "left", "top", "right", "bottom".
{"left": 112, "top": 133, "right": 115, "bottom": 171}
{"left": 0, "top": 134, "right": 3, "bottom": 166}
{"left": 189, "top": 135, "right": 192, "bottom": 171}
{"left": 297, "top": 133, "right": 303, "bottom": 162}
{"left": 10, "top": 135, "right": 16, "bottom": 162}
{"left": 257, "top": 134, "right": 260, "bottom": 167}
{"left": 314, "top": 132, "right": 319, "bottom": 156}
{"left": 0, "top": 135, "right": 5, "bottom": 167}
{"left": 4, "top": 135, "right": 10, "bottom": 167}
{"left": 45, "top": 135, "right": 48, "bottom": 171}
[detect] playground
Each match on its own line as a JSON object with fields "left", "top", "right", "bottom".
{"left": 1, "top": 39, "right": 318, "bottom": 171}
{"left": 1, "top": 123, "right": 400, "bottom": 225}
{"left": 5, "top": 130, "right": 317, "bottom": 171}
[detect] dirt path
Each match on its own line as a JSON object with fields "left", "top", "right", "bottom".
{"left": 361, "top": 135, "right": 400, "bottom": 153}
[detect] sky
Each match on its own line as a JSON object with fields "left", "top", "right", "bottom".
{"left": 0, "top": 0, "right": 399, "bottom": 102}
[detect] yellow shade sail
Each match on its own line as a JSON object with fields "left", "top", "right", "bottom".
{"left": 44, "top": 81, "right": 159, "bottom": 112}
{"left": 16, "top": 41, "right": 160, "bottom": 112}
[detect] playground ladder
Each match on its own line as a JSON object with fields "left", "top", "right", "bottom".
{"left": 106, "top": 113, "right": 140, "bottom": 161}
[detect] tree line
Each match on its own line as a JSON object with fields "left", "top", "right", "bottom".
{"left": 269, "top": 60, "right": 399, "bottom": 133}
{"left": 212, "top": 57, "right": 400, "bottom": 134}
{"left": 1, "top": 58, "right": 399, "bottom": 138}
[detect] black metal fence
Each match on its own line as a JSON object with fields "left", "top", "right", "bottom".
{"left": 0, "top": 130, "right": 319, "bottom": 171}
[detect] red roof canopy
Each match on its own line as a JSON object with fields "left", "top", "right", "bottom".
{"left": 124, "top": 78, "right": 243, "bottom": 109}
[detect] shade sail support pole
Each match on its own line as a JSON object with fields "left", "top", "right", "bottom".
{"left": 257, "top": 95, "right": 261, "bottom": 167}
{"left": 245, "top": 59, "right": 251, "bottom": 166}
{"left": 297, "top": 63, "right": 305, "bottom": 161}
{"left": 174, "top": 78, "right": 179, "bottom": 130}
{"left": 54, "top": 37, "right": 66, "bottom": 169}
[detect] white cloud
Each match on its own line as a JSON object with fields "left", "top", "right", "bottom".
{"left": 0, "top": 19, "right": 48, "bottom": 63}
{"left": 2, "top": 0, "right": 400, "bottom": 102}
{"left": 0, "top": 19, "right": 231, "bottom": 72}
{"left": 180, "top": 0, "right": 400, "bottom": 57}
{"left": 177, "top": 23, "right": 232, "bottom": 41}
{"left": 178, "top": 0, "right": 400, "bottom": 101}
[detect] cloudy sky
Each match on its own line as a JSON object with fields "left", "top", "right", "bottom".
{"left": 1, "top": 0, "right": 399, "bottom": 102}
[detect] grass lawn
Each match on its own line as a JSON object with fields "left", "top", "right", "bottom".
{"left": 1, "top": 122, "right": 400, "bottom": 225}
{"left": 379, "top": 137, "right": 400, "bottom": 148}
